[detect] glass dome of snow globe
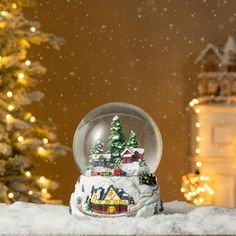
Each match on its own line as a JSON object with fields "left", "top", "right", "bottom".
{"left": 73, "top": 102, "right": 163, "bottom": 174}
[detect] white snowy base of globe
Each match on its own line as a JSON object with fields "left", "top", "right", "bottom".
{"left": 70, "top": 175, "right": 163, "bottom": 217}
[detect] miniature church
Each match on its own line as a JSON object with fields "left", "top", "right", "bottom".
{"left": 189, "top": 36, "right": 236, "bottom": 207}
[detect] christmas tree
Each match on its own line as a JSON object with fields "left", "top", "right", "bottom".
{"left": 114, "top": 158, "right": 122, "bottom": 169}
{"left": 127, "top": 130, "right": 138, "bottom": 149}
{"left": 0, "top": 1, "right": 68, "bottom": 203}
{"left": 108, "top": 116, "right": 126, "bottom": 165}
{"left": 89, "top": 140, "right": 104, "bottom": 156}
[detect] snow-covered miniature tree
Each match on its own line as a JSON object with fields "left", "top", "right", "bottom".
{"left": 108, "top": 116, "right": 126, "bottom": 164}
{"left": 127, "top": 131, "right": 138, "bottom": 149}
{"left": 89, "top": 140, "right": 104, "bottom": 156}
{"left": 154, "top": 200, "right": 164, "bottom": 215}
{"left": 138, "top": 159, "right": 146, "bottom": 167}
{"left": 0, "top": 1, "right": 68, "bottom": 203}
{"left": 114, "top": 158, "right": 122, "bottom": 169}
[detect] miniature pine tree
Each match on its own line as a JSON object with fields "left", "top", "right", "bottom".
{"left": 90, "top": 140, "right": 104, "bottom": 156}
{"left": 127, "top": 131, "right": 138, "bottom": 149}
{"left": 0, "top": 1, "right": 68, "bottom": 203}
{"left": 108, "top": 116, "right": 126, "bottom": 164}
{"left": 154, "top": 200, "right": 164, "bottom": 215}
{"left": 114, "top": 158, "right": 122, "bottom": 169}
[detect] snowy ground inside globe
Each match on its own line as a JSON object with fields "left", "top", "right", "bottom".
{"left": 0, "top": 201, "right": 236, "bottom": 235}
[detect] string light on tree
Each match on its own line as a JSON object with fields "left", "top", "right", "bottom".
{"left": 25, "top": 171, "right": 31, "bottom": 177}
{"left": 7, "top": 91, "right": 13, "bottom": 97}
{"left": 25, "top": 60, "right": 31, "bottom": 66}
{"left": 41, "top": 188, "right": 47, "bottom": 194}
{"left": 17, "top": 136, "right": 24, "bottom": 142}
{"left": 30, "top": 116, "right": 36, "bottom": 123}
{"left": 8, "top": 192, "right": 14, "bottom": 199}
{"left": 39, "top": 176, "right": 46, "bottom": 184}
{"left": 0, "top": 1, "right": 68, "bottom": 204}
{"left": 30, "top": 27, "right": 36, "bottom": 32}
{"left": 43, "top": 138, "right": 48, "bottom": 144}
{"left": 8, "top": 105, "right": 14, "bottom": 111}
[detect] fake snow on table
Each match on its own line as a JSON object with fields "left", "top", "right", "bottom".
{"left": 0, "top": 201, "right": 236, "bottom": 235}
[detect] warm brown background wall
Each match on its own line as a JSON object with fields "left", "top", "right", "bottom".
{"left": 24, "top": 0, "right": 236, "bottom": 204}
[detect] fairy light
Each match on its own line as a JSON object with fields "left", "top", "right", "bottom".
{"left": 41, "top": 188, "right": 47, "bottom": 194}
{"left": 25, "top": 60, "right": 31, "bottom": 66}
{"left": 39, "top": 176, "right": 46, "bottom": 183}
{"left": 196, "top": 136, "right": 201, "bottom": 142}
{"left": 8, "top": 192, "right": 14, "bottom": 199}
{"left": 180, "top": 187, "right": 185, "bottom": 193}
{"left": 182, "top": 98, "right": 214, "bottom": 206}
{"left": 195, "top": 148, "right": 201, "bottom": 154}
{"left": 30, "top": 27, "right": 36, "bottom": 32}
{"left": 6, "top": 114, "right": 12, "bottom": 121}
{"left": 28, "top": 190, "right": 33, "bottom": 195}
{"left": 17, "top": 136, "right": 24, "bottom": 142}
{"left": 30, "top": 116, "right": 36, "bottom": 123}
{"left": 196, "top": 161, "right": 202, "bottom": 167}
{"left": 8, "top": 105, "right": 14, "bottom": 111}
{"left": 11, "top": 3, "right": 17, "bottom": 9}
{"left": 25, "top": 171, "right": 31, "bottom": 177}
{"left": 1, "top": 11, "right": 7, "bottom": 16}
{"left": 18, "top": 72, "right": 25, "bottom": 80}
{"left": 37, "top": 147, "right": 45, "bottom": 155}
{"left": 42, "top": 138, "right": 48, "bottom": 144}
{"left": 7, "top": 91, "right": 13, "bottom": 97}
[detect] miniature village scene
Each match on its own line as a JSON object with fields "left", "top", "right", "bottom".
{"left": 86, "top": 115, "right": 154, "bottom": 181}
{"left": 70, "top": 115, "right": 163, "bottom": 217}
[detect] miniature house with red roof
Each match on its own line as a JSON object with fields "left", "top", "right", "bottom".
{"left": 121, "top": 148, "right": 144, "bottom": 164}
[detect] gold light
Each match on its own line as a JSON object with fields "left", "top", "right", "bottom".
{"left": 18, "top": 72, "right": 25, "bottom": 80}
{"left": 11, "top": 3, "right": 17, "bottom": 9}
{"left": 30, "top": 116, "right": 36, "bottom": 123}
{"left": 8, "top": 105, "right": 14, "bottom": 111}
{"left": 195, "top": 122, "right": 201, "bottom": 128}
{"left": 195, "top": 108, "right": 201, "bottom": 114}
{"left": 42, "top": 138, "right": 48, "bottom": 144}
{"left": 1, "top": 11, "right": 7, "bottom": 16}
{"left": 196, "top": 161, "right": 202, "bottom": 167}
{"left": 7, "top": 91, "right": 13, "bottom": 97}
{"left": 195, "top": 148, "right": 201, "bottom": 154}
{"left": 25, "top": 60, "right": 31, "bottom": 66}
{"left": 6, "top": 114, "right": 12, "bottom": 121}
{"left": 37, "top": 147, "right": 45, "bottom": 155}
{"left": 28, "top": 190, "right": 33, "bottom": 195}
{"left": 17, "top": 136, "right": 24, "bottom": 142}
{"left": 30, "top": 27, "right": 36, "bottom": 32}
{"left": 8, "top": 192, "right": 14, "bottom": 199}
{"left": 180, "top": 187, "right": 185, "bottom": 193}
{"left": 25, "top": 171, "right": 31, "bottom": 177}
{"left": 196, "top": 136, "right": 201, "bottom": 142}
{"left": 41, "top": 188, "right": 47, "bottom": 194}
{"left": 39, "top": 176, "right": 46, "bottom": 183}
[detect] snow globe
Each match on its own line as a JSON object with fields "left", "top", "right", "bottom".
{"left": 70, "top": 102, "right": 164, "bottom": 217}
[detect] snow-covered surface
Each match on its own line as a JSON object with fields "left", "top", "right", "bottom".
{"left": 71, "top": 175, "right": 160, "bottom": 217}
{"left": 121, "top": 162, "right": 150, "bottom": 176}
{"left": 0, "top": 201, "right": 236, "bottom": 235}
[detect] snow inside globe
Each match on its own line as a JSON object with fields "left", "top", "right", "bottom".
{"left": 70, "top": 102, "right": 164, "bottom": 217}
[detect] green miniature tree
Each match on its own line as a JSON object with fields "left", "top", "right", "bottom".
{"left": 127, "top": 131, "right": 138, "bottom": 149}
{"left": 90, "top": 140, "right": 104, "bottom": 156}
{"left": 114, "top": 158, "right": 122, "bottom": 169}
{"left": 138, "top": 159, "right": 146, "bottom": 167}
{"left": 108, "top": 116, "right": 126, "bottom": 164}
{"left": 154, "top": 200, "right": 164, "bottom": 215}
